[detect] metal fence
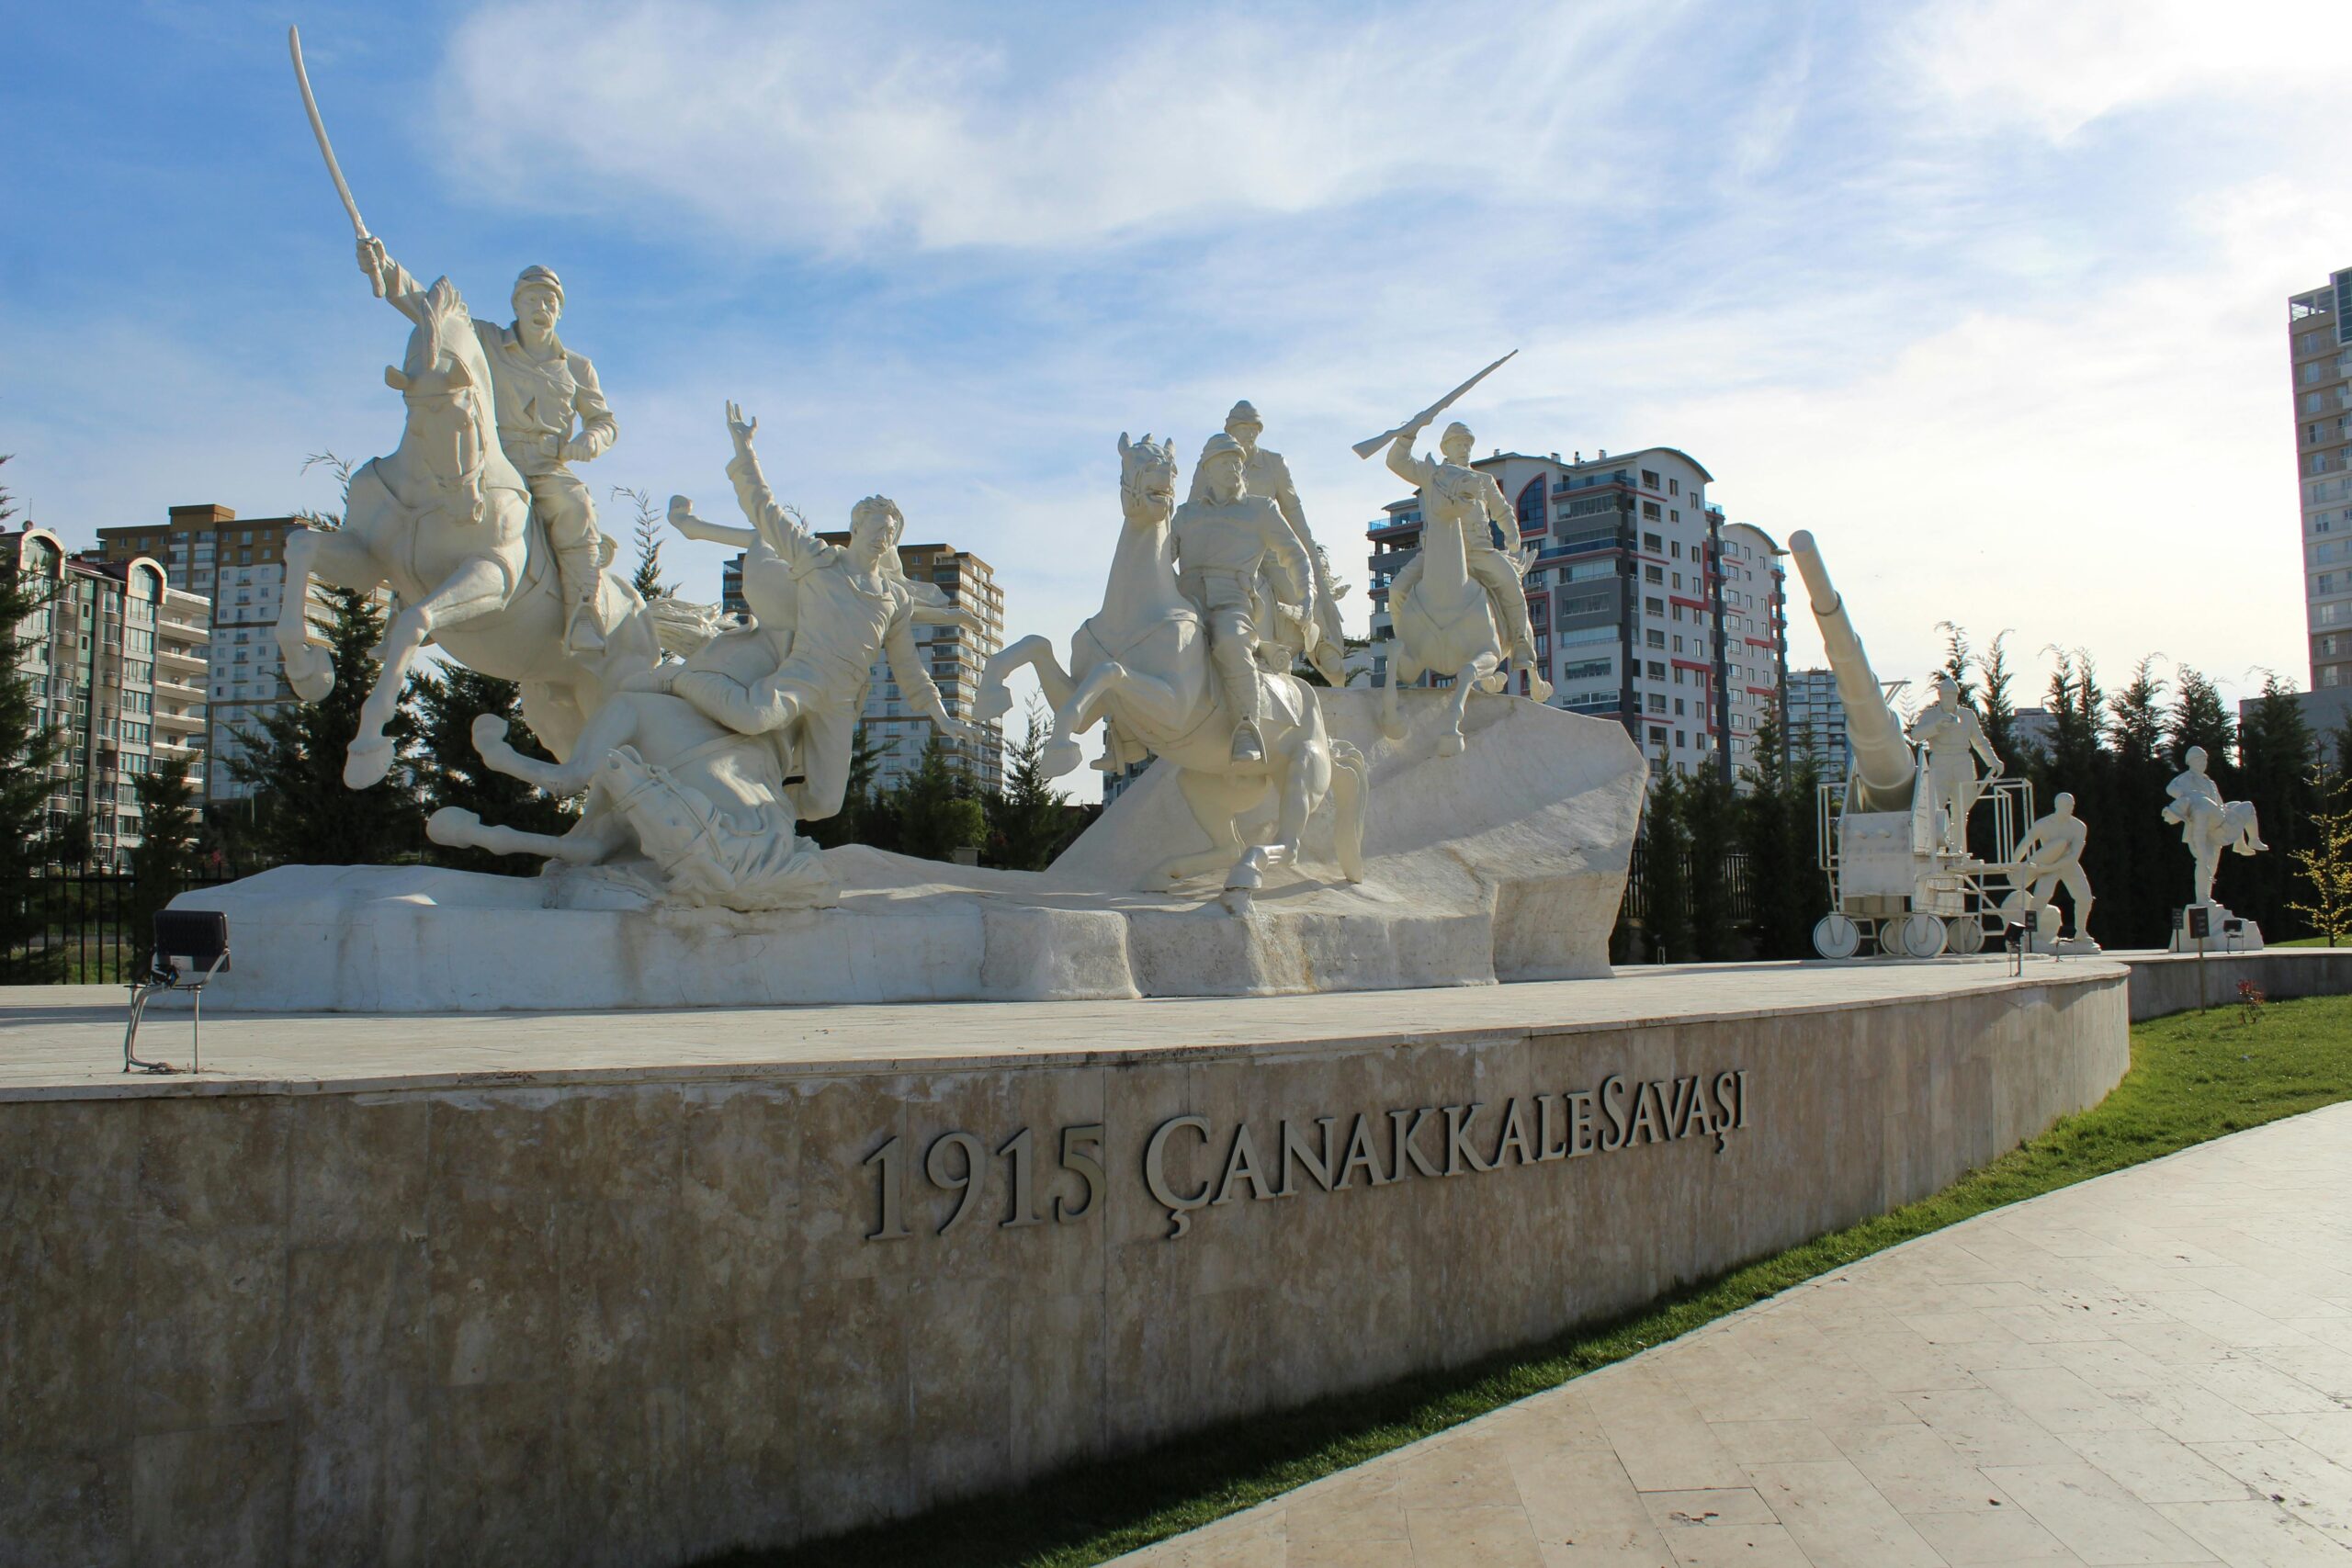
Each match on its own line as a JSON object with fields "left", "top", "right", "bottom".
{"left": 1622, "top": 844, "right": 1754, "bottom": 927}
{"left": 2, "top": 866, "right": 236, "bottom": 985}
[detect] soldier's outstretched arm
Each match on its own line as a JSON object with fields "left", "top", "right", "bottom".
{"left": 1384, "top": 428, "right": 1436, "bottom": 491}
{"left": 357, "top": 235, "right": 429, "bottom": 324}
{"left": 720, "top": 402, "right": 823, "bottom": 567}
{"left": 665, "top": 495, "right": 755, "bottom": 551}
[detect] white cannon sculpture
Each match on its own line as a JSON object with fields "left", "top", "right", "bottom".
{"left": 1790, "top": 532, "right": 2035, "bottom": 959}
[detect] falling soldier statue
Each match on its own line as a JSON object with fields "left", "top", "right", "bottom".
{"left": 359, "top": 237, "right": 619, "bottom": 653}
{"left": 1171, "top": 433, "right": 1316, "bottom": 764}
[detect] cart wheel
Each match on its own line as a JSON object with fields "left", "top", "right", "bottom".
{"left": 1946, "top": 918, "right": 1985, "bottom": 955}
{"left": 1813, "top": 914, "right": 1861, "bottom": 959}
{"left": 1901, "top": 911, "right": 1949, "bottom": 958}
{"left": 1876, "top": 920, "right": 1908, "bottom": 957}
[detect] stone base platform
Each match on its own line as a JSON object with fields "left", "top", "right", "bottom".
{"left": 0, "top": 960, "right": 2127, "bottom": 1565}
{"left": 166, "top": 689, "right": 1643, "bottom": 1012}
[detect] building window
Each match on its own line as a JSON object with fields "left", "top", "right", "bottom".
{"left": 1643, "top": 470, "right": 1660, "bottom": 491}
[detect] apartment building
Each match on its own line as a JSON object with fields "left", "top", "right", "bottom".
{"left": 95, "top": 504, "right": 344, "bottom": 804}
{"left": 723, "top": 537, "right": 1008, "bottom": 795}
{"left": 2, "top": 527, "right": 209, "bottom": 865}
{"left": 1783, "top": 668, "right": 1850, "bottom": 778}
{"left": 2291, "top": 267, "right": 2352, "bottom": 691}
{"left": 1367, "top": 446, "right": 1786, "bottom": 784}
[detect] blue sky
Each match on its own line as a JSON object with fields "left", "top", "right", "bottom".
{"left": 5, "top": 0, "right": 2347, "bottom": 745}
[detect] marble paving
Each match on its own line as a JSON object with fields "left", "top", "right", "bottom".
{"left": 0, "top": 957, "right": 2112, "bottom": 1098}
{"left": 1114, "top": 1101, "right": 2352, "bottom": 1567}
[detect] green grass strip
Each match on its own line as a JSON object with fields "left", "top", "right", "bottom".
{"left": 700, "top": 994, "right": 2352, "bottom": 1568}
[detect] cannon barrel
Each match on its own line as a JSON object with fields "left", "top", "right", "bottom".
{"left": 1787, "top": 530, "right": 1916, "bottom": 810}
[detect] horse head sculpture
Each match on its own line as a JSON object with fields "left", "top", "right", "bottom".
{"left": 383, "top": 276, "right": 503, "bottom": 526}
{"left": 1116, "top": 432, "right": 1178, "bottom": 526}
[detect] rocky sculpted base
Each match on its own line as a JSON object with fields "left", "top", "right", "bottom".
{"left": 172, "top": 689, "right": 1645, "bottom": 1011}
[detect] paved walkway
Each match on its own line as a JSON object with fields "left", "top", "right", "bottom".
{"left": 1115, "top": 1102, "right": 2352, "bottom": 1567}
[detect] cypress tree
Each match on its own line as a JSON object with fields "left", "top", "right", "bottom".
{"left": 1682, "top": 768, "right": 1736, "bottom": 959}
{"left": 1975, "top": 630, "right": 2018, "bottom": 762}
{"left": 2103, "top": 657, "right": 2172, "bottom": 947}
{"left": 1639, "top": 769, "right": 1693, "bottom": 963}
{"left": 2234, "top": 674, "right": 2317, "bottom": 935}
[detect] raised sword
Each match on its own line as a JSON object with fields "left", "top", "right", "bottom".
{"left": 288, "top": 25, "right": 381, "bottom": 296}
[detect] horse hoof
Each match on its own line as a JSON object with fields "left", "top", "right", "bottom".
{"left": 1220, "top": 888, "right": 1254, "bottom": 917}
{"left": 1042, "top": 738, "right": 1085, "bottom": 778}
{"left": 470, "top": 713, "right": 512, "bottom": 756}
{"left": 1437, "top": 731, "right": 1466, "bottom": 758}
{"left": 1527, "top": 677, "right": 1555, "bottom": 704}
{"left": 973, "top": 684, "right": 1012, "bottom": 722}
{"left": 283, "top": 646, "right": 334, "bottom": 702}
{"left": 427, "top": 807, "right": 481, "bottom": 847}
{"left": 344, "top": 740, "right": 394, "bottom": 790}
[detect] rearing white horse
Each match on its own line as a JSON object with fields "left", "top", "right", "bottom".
{"left": 978, "top": 433, "right": 1366, "bottom": 897}
{"left": 272, "top": 274, "right": 658, "bottom": 786}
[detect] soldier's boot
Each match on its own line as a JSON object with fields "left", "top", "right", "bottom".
{"left": 558, "top": 543, "right": 605, "bottom": 654}
{"left": 1211, "top": 633, "right": 1266, "bottom": 764}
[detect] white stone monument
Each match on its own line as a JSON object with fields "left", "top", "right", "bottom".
{"left": 178, "top": 52, "right": 1649, "bottom": 1010}
{"left": 2002, "top": 791, "right": 2099, "bottom": 953}
{"left": 1357, "top": 360, "right": 1553, "bottom": 757}
{"left": 2163, "top": 745, "right": 2267, "bottom": 951}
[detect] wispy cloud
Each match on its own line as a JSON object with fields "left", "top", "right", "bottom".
{"left": 433, "top": 0, "right": 1671, "bottom": 252}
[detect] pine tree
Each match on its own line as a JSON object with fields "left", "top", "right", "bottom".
{"left": 0, "top": 454, "right": 65, "bottom": 979}
{"left": 614, "top": 486, "right": 669, "bottom": 601}
{"left": 127, "top": 764, "right": 199, "bottom": 939}
{"left": 986, "top": 700, "right": 1075, "bottom": 871}
{"left": 1682, "top": 768, "right": 1736, "bottom": 959}
{"left": 1738, "top": 717, "right": 1827, "bottom": 959}
{"left": 1637, "top": 769, "right": 1692, "bottom": 963}
{"left": 409, "top": 665, "right": 574, "bottom": 874}
{"left": 894, "top": 733, "right": 986, "bottom": 863}
{"left": 226, "top": 581, "right": 423, "bottom": 865}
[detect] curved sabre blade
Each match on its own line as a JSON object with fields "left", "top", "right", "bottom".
{"left": 289, "top": 25, "right": 379, "bottom": 293}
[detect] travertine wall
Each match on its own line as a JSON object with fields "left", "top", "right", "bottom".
{"left": 0, "top": 971, "right": 2126, "bottom": 1566}
{"left": 2126, "top": 946, "right": 2352, "bottom": 1021}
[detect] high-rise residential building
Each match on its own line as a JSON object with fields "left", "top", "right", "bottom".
{"left": 2291, "top": 267, "right": 2352, "bottom": 691}
{"left": 3, "top": 527, "right": 209, "bottom": 865}
{"left": 2008, "top": 705, "right": 2058, "bottom": 761}
{"left": 95, "top": 504, "right": 346, "bottom": 805}
{"left": 1715, "top": 520, "right": 1789, "bottom": 776}
{"left": 724, "top": 537, "right": 1008, "bottom": 795}
{"left": 1783, "top": 668, "right": 1850, "bottom": 778}
{"left": 1367, "top": 446, "right": 1786, "bottom": 784}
